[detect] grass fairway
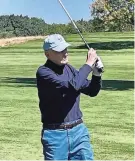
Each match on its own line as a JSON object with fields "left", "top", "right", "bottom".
{"left": 0, "top": 32, "right": 134, "bottom": 160}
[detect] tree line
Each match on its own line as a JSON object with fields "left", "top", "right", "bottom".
{"left": 0, "top": 0, "right": 134, "bottom": 38}
{"left": 0, "top": 14, "right": 105, "bottom": 38}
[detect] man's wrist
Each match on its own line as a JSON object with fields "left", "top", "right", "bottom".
{"left": 92, "top": 72, "right": 102, "bottom": 77}
{"left": 92, "top": 73, "right": 102, "bottom": 77}
{"left": 83, "top": 64, "right": 93, "bottom": 72}
{"left": 85, "top": 62, "right": 94, "bottom": 69}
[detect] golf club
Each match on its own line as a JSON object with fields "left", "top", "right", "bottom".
{"left": 58, "top": 0, "right": 104, "bottom": 73}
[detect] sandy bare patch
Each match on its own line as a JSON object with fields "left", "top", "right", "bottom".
{"left": 0, "top": 36, "right": 46, "bottom": 47}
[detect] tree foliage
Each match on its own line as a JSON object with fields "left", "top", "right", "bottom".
{"left": 0, "top": 14, "right": 47, "bottom": 38}
{"left": 0, "top": 12, "right": 133, "bottom": 38}
{"left": 90, "top": 0, "right": 134, "bottom": 31}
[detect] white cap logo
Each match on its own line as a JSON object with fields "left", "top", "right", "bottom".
{"left": 58, "top": 35, "right": 63, "bottom": 42}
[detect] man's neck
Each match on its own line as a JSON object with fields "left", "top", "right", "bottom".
{"left": 45, "top": 59, "right": 65, "bottom": 74}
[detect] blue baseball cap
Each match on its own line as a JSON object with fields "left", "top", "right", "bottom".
{"left": 43, "top": 34, "right": 71, "bottom": 52}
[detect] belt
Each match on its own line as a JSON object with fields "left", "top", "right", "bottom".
{"left": 43, "top": 119, "right": 83, "bottom": 130}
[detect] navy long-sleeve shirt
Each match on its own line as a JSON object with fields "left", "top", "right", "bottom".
{"left": 36, "top": 59, "right": 102, "bottom": 124}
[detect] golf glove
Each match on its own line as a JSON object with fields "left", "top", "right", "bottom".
{"left": 92, "top": 57, "right": 104, "bottom": 77}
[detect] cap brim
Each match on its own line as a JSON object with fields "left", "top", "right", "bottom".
{"left": 52, "top": 42, "right": 71, "bottom": 52}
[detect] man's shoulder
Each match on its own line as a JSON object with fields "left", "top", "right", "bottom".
{"left": 36, "top": 65, "right": 52, "bottom": 77}
{"left": 66, "top": 63, "right": 74, "bottom": 70}
{"left": 36, "top": 65, "right": 45, "bottom": 73}
{"left": 66, "top": 64, "right": 78, "bottom": 72}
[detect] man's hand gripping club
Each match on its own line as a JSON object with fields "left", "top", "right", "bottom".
{"left": 85, "top": 48, "right": 104, "bottom": 76}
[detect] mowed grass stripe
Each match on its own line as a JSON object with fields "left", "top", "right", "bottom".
{"left": 0, "top": 49, "right": 133, "bottom": 56}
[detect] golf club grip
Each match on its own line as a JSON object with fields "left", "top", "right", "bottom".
{"left": 87, "top": 46, "right": 104, "bottom": 73}
{"left": 95, "top": 59, "right": 104, "bottom": 73}
{"left": 97, "top": 67, "right": 104, "bottom": 73}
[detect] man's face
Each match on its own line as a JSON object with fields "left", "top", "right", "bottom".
{"left": 45, "top": 48, "right": 68, "bottom": 66}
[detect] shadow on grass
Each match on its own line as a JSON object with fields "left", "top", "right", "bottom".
{"left": 71, "top": 41, "right": 134, "bottom": 50}
{"left": 0, "top": 77, "right": 134, "bottom": 91}
{"left": 0, "top": 77, "right": 36, "bottom": 87}
{"left": 1, "top": 46, "right": 42, "bottom": 50}
{"left": 102, "top": 80, "right": 134, "bottom": 91}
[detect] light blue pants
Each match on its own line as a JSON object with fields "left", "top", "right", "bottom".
{"left": 41, "top": 123, "right": 94, "bottom": 160}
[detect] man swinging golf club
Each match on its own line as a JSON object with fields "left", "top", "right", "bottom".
{"left": 36, "top": 34, "right": 104, "bottom": 160}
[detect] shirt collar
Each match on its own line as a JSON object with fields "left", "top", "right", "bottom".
{"left": 45, "top": 59, "right": 65, "bottom": 74}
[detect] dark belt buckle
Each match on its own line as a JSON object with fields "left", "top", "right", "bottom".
{"left": 63, "top": 124, "right": 68, "bottom": 130}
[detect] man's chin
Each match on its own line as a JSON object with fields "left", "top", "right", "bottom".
{"left": 61, "top": 60, "right": 68, "bottom": 65}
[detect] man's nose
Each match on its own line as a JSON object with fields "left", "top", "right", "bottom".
{"left": 65, "top": 52, "right": 68, "bottom": 56}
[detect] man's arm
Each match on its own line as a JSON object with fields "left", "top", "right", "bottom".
{"left": 79, "top": 56, "right": 103, "bottom": 96}
{"left": 68, "top": 64, "right": 102, "bottom": 97}
{"left": 79, "top": 75, "right": 102, "bottom": 97}
{"left": 36, "top": 64, "right": 92, "bottom": 92}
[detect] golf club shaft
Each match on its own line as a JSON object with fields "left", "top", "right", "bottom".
{"left": 58, "top": 0, "right": 104, "bottom": 73}
{"left": 58, "top": 0, "right": 90, "bottom": 50}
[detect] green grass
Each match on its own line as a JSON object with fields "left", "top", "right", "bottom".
{"left": 0, "top": 31, "right": 134, "bottom": 160}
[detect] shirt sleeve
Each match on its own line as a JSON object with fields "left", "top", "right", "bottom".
{"left": 36, "top": 64, "right": 92, "bottom": 92}
{"left": 68, "top": 65, "right": 102, "bottom": 97}
{"left": 79, "top": 75, "right": 102, "bottom": 97}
